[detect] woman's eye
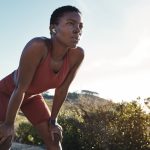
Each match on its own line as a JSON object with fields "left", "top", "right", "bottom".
{"left": 67, "top": 22, "right": 74, "bottom": 25}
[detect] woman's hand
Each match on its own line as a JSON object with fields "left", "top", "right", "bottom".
{"left": 0, "top": 123, "right": 14, "bottom": 144}
{"left": 49, "top": 123, "right": 63, "bottom": 142}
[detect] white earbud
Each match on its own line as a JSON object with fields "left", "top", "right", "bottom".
{"left": 52, "top": 28, "right": 56, "bottom": 34}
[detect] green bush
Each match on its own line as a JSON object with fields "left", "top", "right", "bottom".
{"left": 15, "top": 122, "right": 44, "bottom": 146}
{"left": 110, "top": 102, "right": 150, "bottom": 150}
{"left": 15, "top": 99, "right": 150, "bottom": 150}
{"left": 59, "top": 117, "right": 82, "bottom": 150}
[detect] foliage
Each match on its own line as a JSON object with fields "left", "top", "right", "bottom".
{"left": 15, "top": 98, "right": 150, "bottom": 150}
{"left": 110, "top": 102, "right": 149, "bottom": 150}
{"left": 66, "top": 92, "right": 80, "bottom": 101}
{"left": 15, "top": 122, "right": 44, "bottom": 146}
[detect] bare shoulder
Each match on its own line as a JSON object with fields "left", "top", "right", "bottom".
{"left": 26, "top": 37, "right": 48, "bottom": 47}
{"left": 22, "top": 37, "right": 48, "bottom": 55}
{"left": 69, "top": 46, "right": 84, "bottom": 60}
{"left": 15, "top": 37, "right": 49, "bottom": 90}
{"left": 18, "top": 37, "right": 50, "bottom": 70}
{"left": 68, "top": 46, "right": 84, "bottom": 68}
{"left": 69, "top": 46, "right": 84, "bottom": 56}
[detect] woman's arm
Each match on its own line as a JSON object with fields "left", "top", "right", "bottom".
{"left": 5, "top": 38, "right": 46, "bottom": 126}
{"left": 50, "top": 47, "right": 84, "bottom": 120}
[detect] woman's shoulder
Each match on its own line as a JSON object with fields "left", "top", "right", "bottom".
{"left": 27, "top": 37, "right": 50, "bottom": 47}
{"left": 22, "top": 37, "right": 50, "bottom": 55}
{"left": 68, "top": 46, "right": 84, "bottom": 67}
{"left": 69, "top": 46, "right": 84, "bottom": 58}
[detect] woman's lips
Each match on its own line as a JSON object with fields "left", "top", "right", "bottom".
{"left": 72, "top": 36, "right": 80, "bottom": 42}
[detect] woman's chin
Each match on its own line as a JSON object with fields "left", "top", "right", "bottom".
{"left": 68, "top": 43, "right": 78, "bottom": 49}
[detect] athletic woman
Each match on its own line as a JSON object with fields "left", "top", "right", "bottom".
{"left": 0, "top": 5, "right": 84, "bottom": 150}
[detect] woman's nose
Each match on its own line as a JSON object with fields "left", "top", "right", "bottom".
{"left": 73, "top": 25, "right": 82, "bottom": 34}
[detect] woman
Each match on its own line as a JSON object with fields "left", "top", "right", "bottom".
{"left": 0, "top": 5, "right": 84, "bottom": 150}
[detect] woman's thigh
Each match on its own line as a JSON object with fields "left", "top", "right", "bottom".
{"left": 20, "top": 94, "right": 51, "bottom": 126}
{"left": 21, "top": 95, "right": 61, "bottom": 149}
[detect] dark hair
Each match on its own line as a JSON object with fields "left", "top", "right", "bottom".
{"left": 50, "top": 5, "right": 81, "bottom": 25}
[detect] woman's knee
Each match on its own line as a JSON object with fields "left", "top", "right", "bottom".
{"left": 40, "top": 130, "right": 61, "bottom": 149}
{"left": 0, "top": 122, "right": 13, "bottom": 150}
{"left": 34, "top": 121, "right": 61, "bottom": 149}
{"left": 0, "top": 135, "right": 13, "bottom": 150}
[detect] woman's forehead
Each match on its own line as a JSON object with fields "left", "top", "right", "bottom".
{"left": 59, "top": 12, "right": 82, "bottom": 23}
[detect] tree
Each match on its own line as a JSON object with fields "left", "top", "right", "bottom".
{"left": 66, "top": 92, "right": 79, "bottom": 101}
{"left": 81, "top": 90, "right": 99, "bottom": 96}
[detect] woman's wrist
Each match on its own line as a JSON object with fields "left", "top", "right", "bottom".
{"left": 49, "top": 118, "right": 57, "bottom": 126}
{"left": 4, "top": 120, "right": 14, "bottom": 127}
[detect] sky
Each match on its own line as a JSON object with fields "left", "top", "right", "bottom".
{"left": 0, "top": 0, "right": 150, "bottom": 102}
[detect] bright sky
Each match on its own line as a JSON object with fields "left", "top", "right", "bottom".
{"left": 0, "top": 0, "right": 150, "bottom": 102}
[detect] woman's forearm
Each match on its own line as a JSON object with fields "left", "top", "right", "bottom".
{"left": 5, "top": 88, "right": 25, "bottom": 125}
{"left": 51, "top": 88, "right": 68, "bottom": 120}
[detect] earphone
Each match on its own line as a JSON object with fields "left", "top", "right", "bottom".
{"left": 52, "top": 28, "right": 56, "bottom": 34}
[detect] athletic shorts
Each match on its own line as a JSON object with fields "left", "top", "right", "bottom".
{"left": 0, "top": 72, "right": 51, "bottom": 126}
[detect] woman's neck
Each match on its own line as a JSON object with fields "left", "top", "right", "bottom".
{"left": 50, "top": 38, "right": 68, "bottom": 61}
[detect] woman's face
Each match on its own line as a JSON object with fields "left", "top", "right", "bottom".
{"left": 54, "top": 11, "right": 83, "bottom": 48}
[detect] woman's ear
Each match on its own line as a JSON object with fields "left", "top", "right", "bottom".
{"left": 49, "top": 25, "right": 56, "bottom": 35}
